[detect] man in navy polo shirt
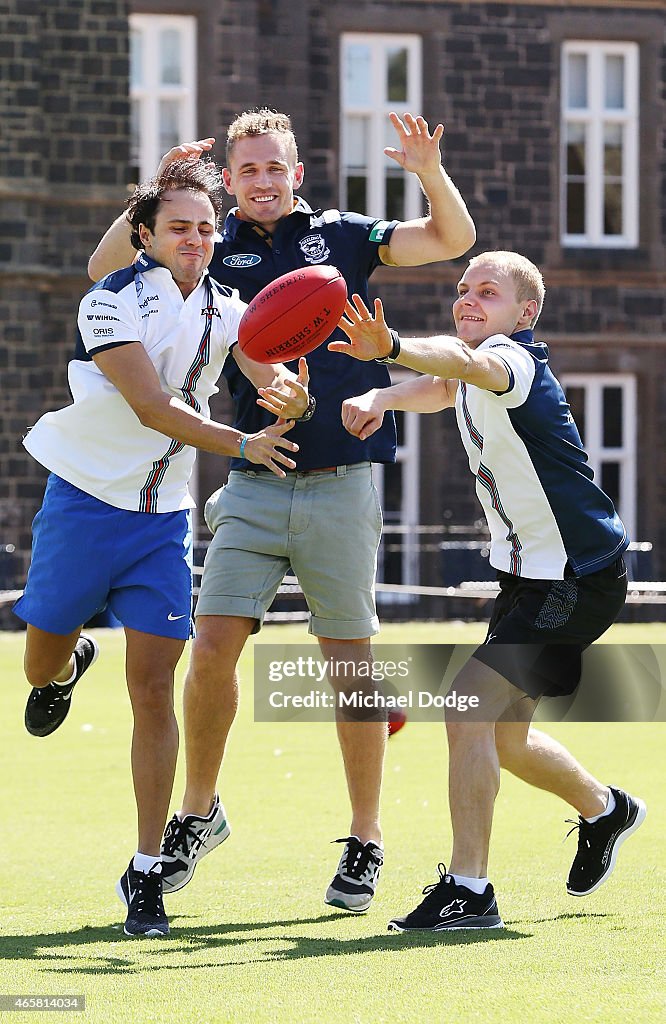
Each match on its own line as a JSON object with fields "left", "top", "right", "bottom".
{"left": 89, "top": 109, "right": 476, "bottom": 913}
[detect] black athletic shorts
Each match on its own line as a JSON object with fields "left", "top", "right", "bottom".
{"left": 472, "top": 556, "right": 628, "bottom": 699}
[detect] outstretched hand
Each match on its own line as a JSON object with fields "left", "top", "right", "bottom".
{"left": 243, "top": 420, "right": 298, "bottom": 477}
{"left": 256, "top": 357, "right": 310, "bottom": 422}
{"left": 328, "top": 295, "right": 392, "bottom": 361}
{"left": 157, "top": 138, "right": 215, "bottom": 176}
{"left": 385, "top": 112, "right": 444, "bottom": 178}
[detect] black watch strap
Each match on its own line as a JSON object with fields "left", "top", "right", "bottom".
{"left": 375, "top": 328, "right": 401, "bottom": 364}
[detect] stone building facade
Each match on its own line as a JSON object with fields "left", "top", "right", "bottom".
{"left": 1, "top": 0, "right": 664, "bottom": 620}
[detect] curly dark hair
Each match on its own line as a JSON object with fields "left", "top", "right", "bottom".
{"left": 126, "top": 159, "right": 226, "bottom": 250}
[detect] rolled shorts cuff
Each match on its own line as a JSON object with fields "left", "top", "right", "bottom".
{"left": 195, "top": 594, "right": 265, "bottom": 633}
{"left": 308, "top": 613, "right": 380, "bottom": 640}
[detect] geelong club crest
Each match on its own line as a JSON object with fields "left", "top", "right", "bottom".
{"left": 299, "top": 233, "right": 331, "bottom": 265}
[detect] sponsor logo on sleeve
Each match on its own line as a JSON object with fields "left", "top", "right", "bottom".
{"left": 87, "top": 314, "right": 120, "bottom": 321}
{"left": 369, "top": 221, "right": 391, "bottom": 244}
{"left": 139, "top": 294, "right": 159, "bottom": 309}
{"left": 222, "top": 253, "right": 262, "bottom": 268}
{"left": 92, "top": 327, "right": 114, "bottom": 337}
{"left": 90, "top": 299, "right": 118, "bottom": 309}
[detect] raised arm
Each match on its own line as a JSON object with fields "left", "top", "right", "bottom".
{"left": 379, "top": 112, "right": 475, "bottom": 267}
{"left": 93, "top": 342, "right": 298, "bottom": 476}
{"left": 329, "top": 295, "right": 510, "bottom": 393}
{"left": 88, "top": 138, "right": 216, "bottom": 281}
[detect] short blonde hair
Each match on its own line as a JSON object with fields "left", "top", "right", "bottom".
{"left": 226, "top": 109, "right": 299, "bottom": 166}
{"left": 467, "top": 250, "right": 545, "bottom": 327}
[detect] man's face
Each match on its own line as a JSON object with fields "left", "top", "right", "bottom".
{"left": 139, "top": 189, "right": 215, "bottom": 295}
{"left": 223, "top": 133, "right": 304, "bottom": 233}
{"left": 452, "top": 262, "right": 536, "bottom": 347}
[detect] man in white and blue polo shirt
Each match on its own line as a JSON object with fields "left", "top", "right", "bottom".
{"left": 334, "top": 250, "right": 646, "bottom": 934}
{"left": 15, "top": 159, "right": 307, "bottom": 938}
{"left": 88, "top": 109, "right": 476, "bottom": 915}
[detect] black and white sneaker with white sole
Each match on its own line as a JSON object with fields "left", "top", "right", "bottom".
{"left": 566, "top": 786, "right": 647, "bottom": 897}
{"left": 161, "top": 793, "right": 231, "bottom": 894}
{"left": 24, "top": 634, "right": 99, "bottom": 737}
{"left": 388, "top": 864, "right": 504, "bottom": 932}
{"left": 116, "top": 860, "right": 169, "bottom": 937}
{"left": 324, "top": 836, "right": 384, "bottom": 913}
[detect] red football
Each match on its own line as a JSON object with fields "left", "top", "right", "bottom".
{"left": 237, "top": 265, "right": 348, "bottom": 364}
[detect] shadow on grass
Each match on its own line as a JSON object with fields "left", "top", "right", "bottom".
{"left": 0, "top": 913, "right": 530, "bottom": 974}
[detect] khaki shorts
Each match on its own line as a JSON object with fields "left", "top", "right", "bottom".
{"left": 197, "top": 464, "right": 382, "bottom": 638}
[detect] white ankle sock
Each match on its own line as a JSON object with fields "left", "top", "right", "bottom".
{"left": 451, "top": 873, "right": 489, "bottom": 894}
{"left": 133, "top": 852, "right": 161, "bottom": 874}
{"left": 584, "top": 788, "right": 616, "bottom": 824}
{"left": 55, "top": 659, "right": 77, "bottom": 687}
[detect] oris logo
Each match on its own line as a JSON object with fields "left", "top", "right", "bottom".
{"left": 222, "top": 254, "right": 262, "bottom": 268}
{"left": 92, "top": 328, "right": 114, "bottom": 337}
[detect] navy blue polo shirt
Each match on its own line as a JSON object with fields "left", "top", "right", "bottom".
{"left": 211, "top": 198, "right": 398, "bottom": 471}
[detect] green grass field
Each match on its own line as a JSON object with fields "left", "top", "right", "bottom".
{"left": 1, "top": 623, "right": 664, "bottom": 1024}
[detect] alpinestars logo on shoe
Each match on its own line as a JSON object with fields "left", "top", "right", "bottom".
{"left": 440, "top": 898, "right": 467, "bottom": 918}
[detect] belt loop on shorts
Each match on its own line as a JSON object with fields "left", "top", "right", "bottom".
{"left": 336, "top": 465, "right": 348, "bottom": 477}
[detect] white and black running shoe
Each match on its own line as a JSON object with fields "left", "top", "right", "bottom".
{"left": 116, "top": 860, "right": 169, "bottom": 937}
{"left": 161, "top": 794, "right": 231, "bottom": 894}
{"left": 388, "top": 864, "right": 504, "bottom": 932}
{"left": 24, "top": 634, "right": 99, "bottom": 737}
{"left": 324, "top": 835, "right": 384, "bottom": 913}
{"left": 566, "top": 786, "right": 647, "bottom": 896}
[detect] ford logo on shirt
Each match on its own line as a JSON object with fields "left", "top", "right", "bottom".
{"left": 222, "top": 254, "right": 262, "bottom": 268}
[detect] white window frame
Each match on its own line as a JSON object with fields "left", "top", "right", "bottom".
{"left": 130, "top": 14, "right": 197, "bottom": 181}
{"left": 560, "top": 373, "right": 636, "bottom": 539}
{"left": 561, "top": 40, "right": 639, "bottom": 248}
{"left": 373, "top": 374, "right": 421, "bottom": 602}
{"left": 340, "top": 33, "right": 423, "bottom": 220}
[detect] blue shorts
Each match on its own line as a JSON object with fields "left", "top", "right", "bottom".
{"left": 14, "top": 475, "right": 193, "bottom": 639}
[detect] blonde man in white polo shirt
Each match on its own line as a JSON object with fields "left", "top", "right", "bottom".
{"left": 14, "top": 159, "right": 308, "bottom": 938}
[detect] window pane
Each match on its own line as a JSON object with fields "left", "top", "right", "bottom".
{"left": 346, "top": 175, "right": 367, "bottom": 214}
{"left": 603, "top": 183, "right": 622, "bottom": 235}
{"left": 386, "top": 173, "right": 405, "bottom": 221}
{"left": 603, "top": 386, "right": 623, "bottom": 446}
{"left": 600, "top": 462, "right": 620, "bottom": 508}
{"left": 604, "top": 55, "right": 625, "bottom": 109}
{"left": 159, "top": 99, "right": 181, "bottom": 154}
{"left": 160, "top": 28, "right": 182, "bottom": 85}
{"left": 130, "top": 29, "right": 142, "bottom": 88}
{"left": 604, "top": 123, "right": 622, "bottom": 177}
{"left": 387, "top": 46, "right": 408, "bottom": 103}
{"left": 567, "top": 53, "right": 587, "bottom": 109}
{"left": 344, "top": 116, "right": 369, "bottom": 168}
{"left": 565, "top": 386, "right": 586, "bottom": 442}
{"left": 130, "top": 99, "right": 141, "bottom": 168}
{"left": 566, "top": 123, "right": 586, "bottom": 175}
{"left": 344, "top": 43, "right": 371, "bottom": 105}
{"left": 566, "top": 182, "right": 586, "bottom": 234}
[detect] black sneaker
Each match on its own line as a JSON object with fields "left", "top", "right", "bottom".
{"left": 161, "top": 794, "right": 231, "bottom": 894}
{"left": 388, "top": 864, "right": 504, "bottom": 932}
{"left": 324, "top": 836, "right": 384, "bottom": 913}
{"left": 116, "top": 860, "right": 169, "bottom": 937}
{"left": 24, "top": 634, "right": 99, "bottom": 737}
{"left": 566, "top": 786, "right": 647, "bottom": 896}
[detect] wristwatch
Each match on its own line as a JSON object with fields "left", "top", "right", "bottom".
{"left": 293, "top": 393, "right": 317, "bottom": 422}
